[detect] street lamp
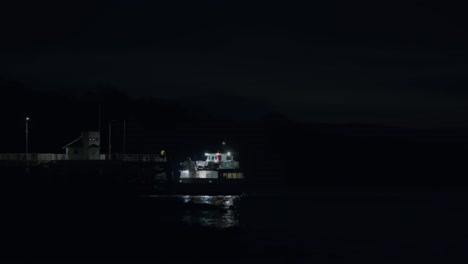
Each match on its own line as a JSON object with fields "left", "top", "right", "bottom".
{"left": 25, "top": 117, "right": 29, "bottom": 161}
{"left": 123, "top": 120, "right": 126, "bottom": 157}
{"left": 25, "top": 117, "right": 30, "bottom": 174}
{"left": 108, "top": 121, "right": 111, "bottom": 160}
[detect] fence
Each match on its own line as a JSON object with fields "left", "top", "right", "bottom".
{"left": 0, "top": 153, "right": 166, "bottom": 163}
{"left": 0, "top": 153, "right": 66, "bottom": 162}
{"left": 118, "top": 154, "right": 166, "bottom": 162}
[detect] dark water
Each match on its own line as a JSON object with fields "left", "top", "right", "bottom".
{"left": 138, "top": 190, "right": 468, "bottom": 263}
{"left": 2, "top": 189, "right": 468, "bottom": 263}
{"left": 146, "top": 195, "right": 242, "bottom": 228}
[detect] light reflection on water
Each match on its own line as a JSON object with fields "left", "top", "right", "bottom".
{"left": 149, "top": 195, "right": 242, "bottom": 229}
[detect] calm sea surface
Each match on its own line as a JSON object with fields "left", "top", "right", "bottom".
{"left": 141, "top": 190, "right": 468, "bottom": 262}
{"left": 145, "top": 194, "right": 243, "bottom": 228}
{"left": 2, "top": 189, "right": 467, "bottom": 262}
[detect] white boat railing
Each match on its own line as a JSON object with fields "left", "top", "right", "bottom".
{"left": 194, "top": 160, "right": 240, "bottom": 169}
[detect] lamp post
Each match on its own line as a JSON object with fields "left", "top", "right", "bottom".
{"left": 108, "top": 121, "right": 112, "bottom": 160}
{"left": 123, "top": 120, "right": 126, "bottom": 158}
{"left": 25, "top": 117, "right": 30, "bottom": 173}
{"left": 25, "top": 117, "right": 29, "bottom": 161}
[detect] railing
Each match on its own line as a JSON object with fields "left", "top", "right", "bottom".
{"left": 0, "top": 153, "right": 167, "bottom": 163}
{"left": 0, "top": 153, "right": 66, "bottom": 162}
{"left": 118, "top": 154, "right": 167, "bottom": 162}
{"left": 193, "top": 160, "right": 240, "bottom": 169}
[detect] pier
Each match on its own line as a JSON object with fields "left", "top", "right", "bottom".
{"left": 0, "top": 152, "right": 172, "bottom": 196}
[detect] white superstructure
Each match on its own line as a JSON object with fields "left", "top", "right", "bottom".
{"left": 179, "top": 151, "right": 243, "bottom": 180}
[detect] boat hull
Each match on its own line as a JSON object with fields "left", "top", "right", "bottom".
{"left": 173, "top": 181, "right": 246, "bottom": 195}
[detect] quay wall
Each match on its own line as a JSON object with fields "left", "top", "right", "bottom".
{"left": 0, "top": 160, "right": 172, "bottom": 197}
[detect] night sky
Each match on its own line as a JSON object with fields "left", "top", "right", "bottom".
{"left": 1, "top": 0, "right": 467, "bottom": 127}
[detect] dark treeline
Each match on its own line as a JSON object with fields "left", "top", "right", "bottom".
{"left": 1, "top": 79, "right": 468, "bottom": 189}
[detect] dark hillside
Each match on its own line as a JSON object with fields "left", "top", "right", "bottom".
{"left": 1, "top": 80, "right": 467, "bottom": 190}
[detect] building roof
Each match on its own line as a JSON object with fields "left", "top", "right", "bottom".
{"left": 62, "top": 136, "right": 82, "bottom": 149}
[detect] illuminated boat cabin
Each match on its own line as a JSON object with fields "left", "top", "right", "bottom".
{"left": 179, "top": 151, "right": 244, "bottom": 180}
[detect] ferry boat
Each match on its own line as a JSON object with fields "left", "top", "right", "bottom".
{"left": 176, "top": 148, "right": 245, "bottom": 194}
